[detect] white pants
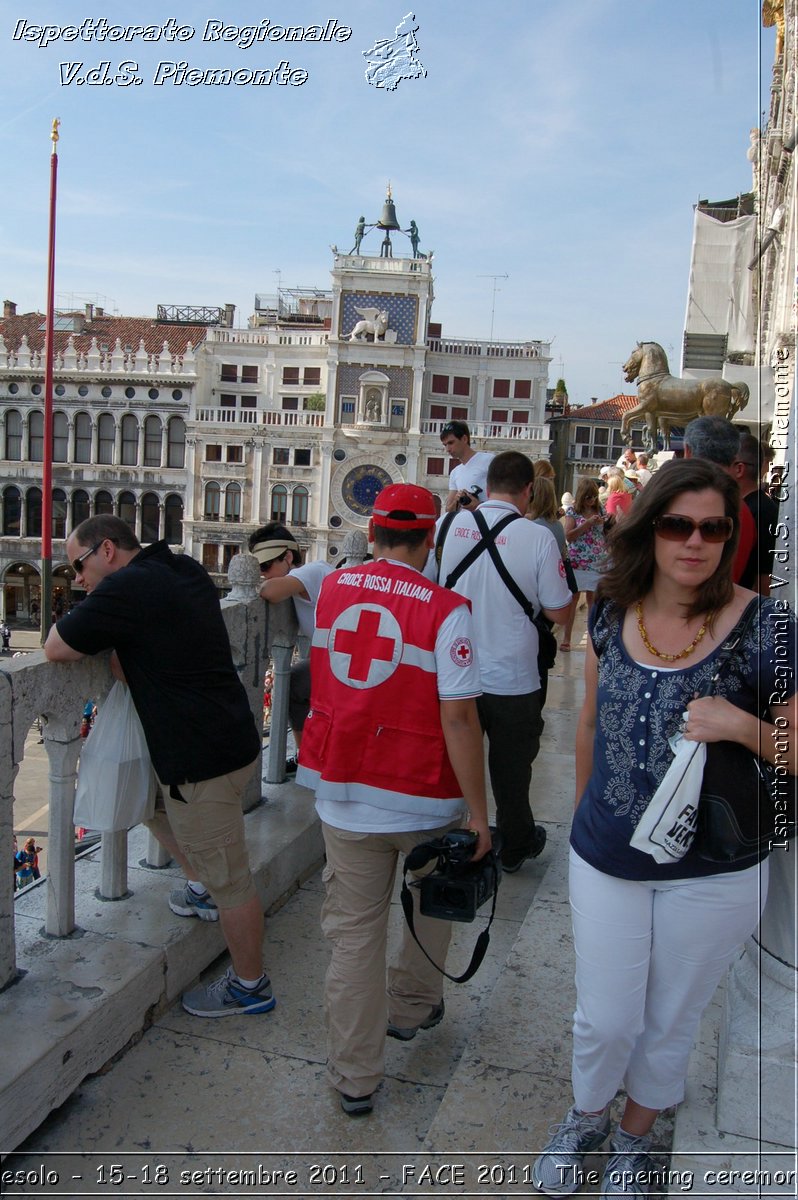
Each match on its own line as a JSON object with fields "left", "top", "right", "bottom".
{"left": 569, "top": 849, "right": 768, "bottom": 1112}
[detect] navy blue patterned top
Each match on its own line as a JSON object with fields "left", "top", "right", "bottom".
{"left": 570, "top": 595, "right": 797, "bottom": 880}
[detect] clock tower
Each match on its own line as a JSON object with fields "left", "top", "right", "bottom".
{"left": 321, "top": 188, "right": 434, "bottom": 541}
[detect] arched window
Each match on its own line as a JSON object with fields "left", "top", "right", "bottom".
{"left": 26, "top": 487, "right": 42, "bottom": 537}
{"left": 5, "top": 410, "right": 22, "bottom": 460}
{"left": 270, "top": 485, "right": 287, "bottom": 523}
{"left": 2, "top": 486, "right": 21, "bottom": 535}
{"left": 204, "top": 482, "right": 220, "bottom": 521}
{"left": 28, "top": 411, "right": 44, "bottom": 462}
{"left": 73, "top": 490, "right": 90, "bottom": 526}
{"left": 141, "top": 492, "right": 160, "bottom": 543}
{"left": 164, "top": 494, "right": 183, "bottom": 543}
{"left": 121, "top": 415, "right": 138, "bottom": 466}
{"left": 94, "top": 490, "right": 113, "bottom": 516}
{"left": 97, "top": 413, "right": 115, "bottom": 464}
{"left": 74, "top": 412, "right": 92, "bottom": 463}
{"left": 118, "top": 490, "right": 136, "bottom": 530}
{"left": 291, "top": 485, "right": 309, "bottom": 526}
{"left": 52, "top": 488, "right": 67, "bottom": 539}
{"left": 167, "top": 416, "right": 186, "bottom": 468}
{"left": 53, "top": 412, "right": 69, "bottom": 462}
{"left": 144, "top": 416, "right": 162, "bottom": 466}
{"left": 224, "top": 483, "right": 241, "bottom": 523}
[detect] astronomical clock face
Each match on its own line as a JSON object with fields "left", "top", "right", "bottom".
{"left": 341, "top": 464, "right": 393, "bottom": 516}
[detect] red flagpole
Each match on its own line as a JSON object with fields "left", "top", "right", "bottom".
{"left": 41, "top": 118, "right": 59, "bottom": 642}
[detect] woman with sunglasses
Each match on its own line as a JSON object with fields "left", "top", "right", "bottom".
{"left": 532, "top": 459, "right": 797, "bottom": 1198}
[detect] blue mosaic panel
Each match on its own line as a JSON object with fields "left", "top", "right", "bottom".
{"left": 337, "top": 364, "right": 413, "bottom": 398}
{"left": 340, "top": 292, "right": 418, "bottom": 345}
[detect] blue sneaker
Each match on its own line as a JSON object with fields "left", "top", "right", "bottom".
{"left": 169, "top": 884, "right": 219, "bottom": 922}
{"left": 181, "top": 968, "right": 276, "bottom": 1017}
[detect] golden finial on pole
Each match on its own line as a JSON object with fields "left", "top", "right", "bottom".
{"left": 51, "top": 118, "right": 60, "bottom": 152}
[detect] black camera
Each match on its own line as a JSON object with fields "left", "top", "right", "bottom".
{"left": 458, "top": 485, "right": 483, "bottom": 507}
{"left": 406, "top": 828, "right": 501, "bottom": 923}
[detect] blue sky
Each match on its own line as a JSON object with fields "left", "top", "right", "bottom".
{"left": 1, "top": 1, "right": 773, "bottom": 406}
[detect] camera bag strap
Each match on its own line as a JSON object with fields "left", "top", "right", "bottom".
{"left": 441, "top": 510, "right": 521, "bottom": 591}
{"left": 399, "top": 854, "right": 500, "bottom": 983}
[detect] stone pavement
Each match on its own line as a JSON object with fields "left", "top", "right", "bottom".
{"left": 6, "top": 609, "right": 784, "bottom": 1195}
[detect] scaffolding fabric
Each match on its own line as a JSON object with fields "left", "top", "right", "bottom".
{"left": 683, "top": 211, "right": 756, "bottom": 353}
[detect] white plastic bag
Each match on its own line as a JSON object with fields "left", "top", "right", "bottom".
{"left": 73, "top": 681, "right": 156, "bottom": 832}
{"left": 630, "top": 735, "right": 706, "bottom": 864}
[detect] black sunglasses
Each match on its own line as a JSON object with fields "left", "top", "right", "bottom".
{"left": 71, "top": 537, "right": 118, "bottom": 574}
{"left": 653, "top": 514, "right": 734, "bottom": 544}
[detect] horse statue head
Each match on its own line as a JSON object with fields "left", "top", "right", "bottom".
{"left": 623, "top": 341, "right": 669, "bottom": 384}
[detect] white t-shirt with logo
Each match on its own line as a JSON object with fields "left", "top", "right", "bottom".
{"left": 439, "top": 499, "right": 571, "bottom": 694}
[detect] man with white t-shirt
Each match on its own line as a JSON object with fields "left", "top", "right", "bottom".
{"left": 296, "top": 483, "right": 489, "bottom": 1117}
{"left": 249, "top": 523, "right": 332, "bottom": 772}
{"left": 439, "top": 451, "right": 572, "bottom": 872}
{"left": 440, "top": 420, "right": 494, "bottom": 513}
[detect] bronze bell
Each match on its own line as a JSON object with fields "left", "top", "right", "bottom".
{"left": 377, "top": 193, "right": 400, "bottom": 230}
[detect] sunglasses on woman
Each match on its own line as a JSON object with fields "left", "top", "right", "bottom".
{"left": 653, "top": 514, "right": 734, "bottom": 543}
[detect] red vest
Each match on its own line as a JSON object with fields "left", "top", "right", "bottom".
{"left": 300, "top": 561, "right": 468, "bottom": 805}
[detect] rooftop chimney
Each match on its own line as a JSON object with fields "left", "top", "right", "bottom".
{"left": 85, "top": 303, "right": 94, "bottom": 321}
{"left": 224, "top": 303, "right": 235, "bottom": 328}
{"left": 95, "top": 306, "right": 104, "bottom": 317}
{"left": 3, "top": 300, "right": 17, "bottom": 318}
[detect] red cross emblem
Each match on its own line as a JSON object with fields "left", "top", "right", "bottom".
{"left": 450, "top": 637, "right": 474, "bottom": 667}
{"left": 328, "top": 604, "right": 402, "bottom": 689}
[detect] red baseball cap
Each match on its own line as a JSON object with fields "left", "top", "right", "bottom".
{"left": 371, "top": 483, "right": 437, "bottom": 530}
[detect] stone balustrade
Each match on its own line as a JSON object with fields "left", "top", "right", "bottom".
{"left": 0, "top": 334, "right": 198, "bottom": 377}
{"left": 427, "top": 336, "right": 551, "bottom": 358}
{"left": 0, "top": 554, "right": 323, "bottom": 1151}
{"left": 195, "top": 407, "right": 325, "bottom": 427}
{"left": 207, "top": 328, "right": 329, "bottom": 346}
{"left": 421, "top": 417, "right": 550, "bottom": 443}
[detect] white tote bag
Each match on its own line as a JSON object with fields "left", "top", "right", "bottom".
{"left": 630, "top": 735, "right": 706, "bottom": 864}
{"left": 73, "top": 681, "right": 156, "bottom": 832}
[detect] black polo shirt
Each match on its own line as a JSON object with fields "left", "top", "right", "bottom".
{"left": 56, "top": 542, "right": 260, "bottom": 784}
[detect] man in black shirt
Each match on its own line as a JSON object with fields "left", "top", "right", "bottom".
{"left": 45, "top": 516, "right": 273, "bottom": 1018}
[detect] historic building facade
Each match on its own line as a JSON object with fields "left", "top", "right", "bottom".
{"left": 0, "top": 303, "right": 208, "bottom": 620}
{"left": 0, "top": 214, "right": 555, "bottom": 614}
{"left": 188, "top": 235, "right": 553, "bottom": 574}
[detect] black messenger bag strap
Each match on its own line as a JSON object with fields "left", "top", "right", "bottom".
{"left": 471, "top": 509, "right": 536, "bottom": 622}
{"left": 443, "top": 511, "right": 520, "bottom": 591}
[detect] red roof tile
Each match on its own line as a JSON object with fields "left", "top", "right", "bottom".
{"left": 0, "top": 312, "right": 208, "bottom": 359}
{"left": 555, "top": 395, "right": 638, "bottom": 422}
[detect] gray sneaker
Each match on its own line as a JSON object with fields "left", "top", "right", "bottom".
{"left": 168, "top": 884, "right": 219, "bottom": 922}
{"left": 600, "top": 1130, "right": 655, "bottom": 1197}
{"left": 182, "top": 967, "right": 276, "bottom": 1017}
{"left": 531, "top": 1105, "right": 610, "bottom": 1195}
{"left": 386, "top": 999, "right": 445, "bottom": 1041}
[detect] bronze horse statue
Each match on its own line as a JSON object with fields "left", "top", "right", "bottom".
{"left": 621, "top": 341, "right": 749, "bottom": 450}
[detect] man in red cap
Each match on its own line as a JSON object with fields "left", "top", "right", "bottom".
{"left": 296, "top": 482, "right": 490, "bottom": 1117}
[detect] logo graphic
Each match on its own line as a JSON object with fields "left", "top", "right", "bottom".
{"left": 363, "top": 12, "right": 426, "bottom": 90}
{"left": 450, "top": 637, "right": 474, "bottom": 667}
{"left": 329, "top": 604, "right": 402, "bottom": 689}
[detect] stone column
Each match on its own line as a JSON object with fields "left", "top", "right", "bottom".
{"left": 715, "top": 360, "right": 796, "bottom": 1147}
{"left": 220, "top": 554, "right": 267, "bottom": 812}
{"left": 716, "top": 845, "right": 796, "bottom": 1147}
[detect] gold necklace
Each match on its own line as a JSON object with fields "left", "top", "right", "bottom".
{"left": 635, "top": 601, "right": 711, "bottom": 663}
